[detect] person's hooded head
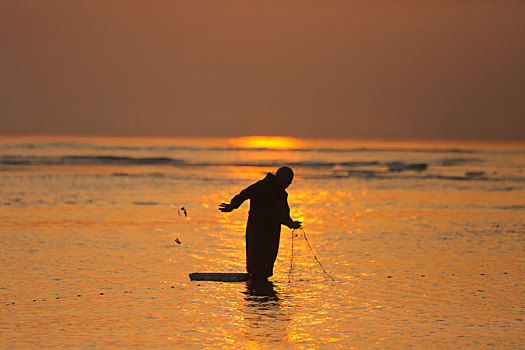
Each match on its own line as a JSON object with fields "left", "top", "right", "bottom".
{"left": 275, "top": 166, "right": 294, "bottom": 189}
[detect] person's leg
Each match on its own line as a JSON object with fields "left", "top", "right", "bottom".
{"left": 246, "top": 214, "right": 280, "bottom": 280}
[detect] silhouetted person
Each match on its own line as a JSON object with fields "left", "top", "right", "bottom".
{"left": 219, "top": 166, "right": 302, "bottom": 281}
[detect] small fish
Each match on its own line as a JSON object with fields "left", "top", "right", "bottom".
{"left": 175, "top": 238, "right": 181, "bottom": 244}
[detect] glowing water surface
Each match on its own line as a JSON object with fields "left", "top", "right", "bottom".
{"left": 0, "top": 136, "right": 524, "bottom": 348}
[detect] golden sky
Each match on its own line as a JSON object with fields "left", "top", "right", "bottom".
{"left": 1, "top": 0, "right": 524, "bottom": 140}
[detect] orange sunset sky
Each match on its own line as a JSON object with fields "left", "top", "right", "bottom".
{"left": 1, "top": 0, "right": 524, "bottom": 140}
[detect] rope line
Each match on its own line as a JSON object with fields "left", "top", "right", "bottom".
{"left": 288, "top": 227, "right": 335, "bottom": 282}
{"left": 301, "top": 228, "right": 335, "bottom": 281}
{"left": 288, "top": 228, "right": 295, "bottom": 283}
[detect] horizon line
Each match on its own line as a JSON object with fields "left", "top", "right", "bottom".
{"left": 0, "top": 132, "right": 524, "bottom": 145}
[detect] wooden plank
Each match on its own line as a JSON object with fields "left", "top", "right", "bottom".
{"left": 189, "top": 272, "right": 250, "bottom": 282}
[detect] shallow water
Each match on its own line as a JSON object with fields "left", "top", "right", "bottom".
{"left": 1, "top": 136, "right": 524, "bottom": 348}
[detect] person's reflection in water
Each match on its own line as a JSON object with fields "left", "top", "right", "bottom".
{"left": 241, "top": 280, "right": 290, "bottom": 343}
{"left": 244, "top": 278, "right": 279, "bottom": 299}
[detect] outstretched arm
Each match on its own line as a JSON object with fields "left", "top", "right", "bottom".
{"left": 218, "top": 183, "right": 257, "bottom": 212}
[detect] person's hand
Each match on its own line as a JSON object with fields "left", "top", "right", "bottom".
{"left": 291, "top": 220, "right": 302, "bottom": 229}
{"left": 219, "top": 203, "right": 235, "bottom": 212}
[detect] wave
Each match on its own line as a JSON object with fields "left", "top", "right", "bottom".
{"left": 439, "top": 157, "right": 482, "bottom": 166}
{"left": 494, "top": 205, "right": 525, "bottom": 210}
{"left": 3, "top": 142, "right": 517, "bottom": 155}
{"left": 0, "top": 155, "right": 491, "bottom": 171}
{"left": 0, "top": 155, "right": 185, "bottom": 166}
{"left": 0, "top": 155, "right": 415, "bottom": 169}
{"left": 3, "top": 155, "right": 523, "bottom": 184}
